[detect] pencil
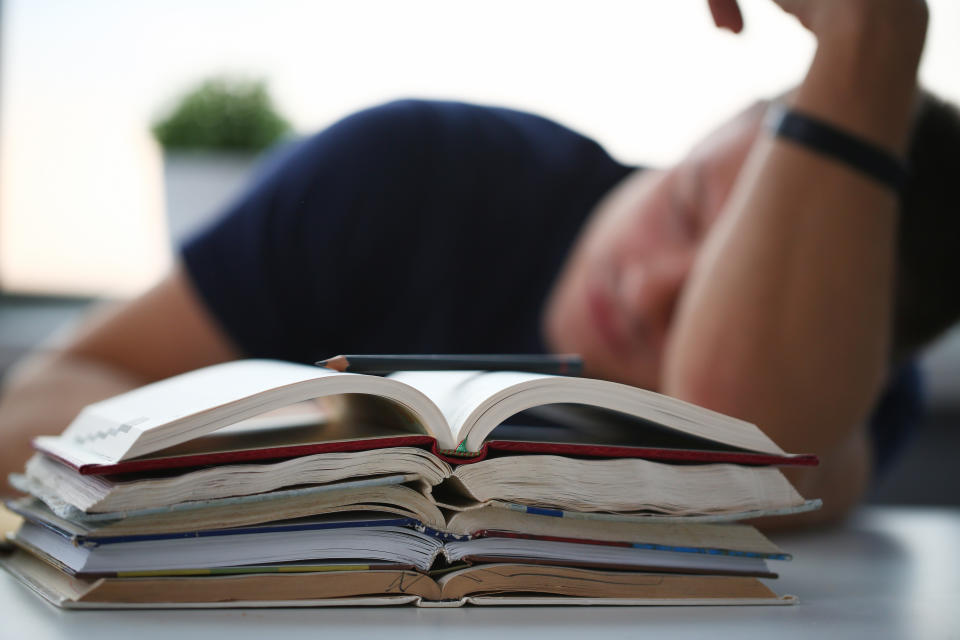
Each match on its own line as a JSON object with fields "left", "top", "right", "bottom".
{"left": 315, "top": 354, "right": 583, "bottom": 376}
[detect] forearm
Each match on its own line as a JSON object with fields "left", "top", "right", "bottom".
{"left": 0, "top": 352, "right": 144, "bottom": 484}
{"left": 0, "top": 266, "right": 239, "bottom": 483}
{"left": 664, "top": 7, "right": 927, "bottom": 456}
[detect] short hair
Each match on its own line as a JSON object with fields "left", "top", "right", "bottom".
{"left": 893, "top": 91, "right": 960, "bottom": 361}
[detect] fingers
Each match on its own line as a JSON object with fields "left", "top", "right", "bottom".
{"left": 707, "top": 0, "right": 744, "bottom": 33}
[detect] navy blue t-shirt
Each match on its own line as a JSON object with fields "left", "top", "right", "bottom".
{"left": 182, "top": 99, "right": 921, "bottom": 473}
{"left": 183, "top": 100, "right": 630, "bottom": 362}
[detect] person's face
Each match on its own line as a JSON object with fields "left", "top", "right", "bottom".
{"left": 543, "top": 103, "right": 764, "bottom": 389}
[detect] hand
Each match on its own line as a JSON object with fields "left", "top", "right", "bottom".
{"left": 707, "top": 0, "right": 927, "bottom": 152}
{"left": 706, "top": 0, "right": 743, "bottom": 33}
{"left": 707, "top": 0, "right": 927, "bottom": 47}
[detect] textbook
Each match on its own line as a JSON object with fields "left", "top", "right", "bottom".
{"left": 15, "top": 446, "right": 814, "bottom": 518}
{"left": 5, "top": 358, "right": 818, "bottom": 608}
{"left": 10, "top": 518, "right": 779, "bottom": 577}
{"left": 1, "top": 551, "right": 794, "bottom": 608}
{"left": 5, "top": 496, "right": 790, "bottom": 558}
{"left": 34, "top": 359, "right": 817, "bottom": 474}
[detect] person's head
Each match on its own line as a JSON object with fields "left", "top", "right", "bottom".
{"left": 543, "top": 91, "right": 960, "bottom": 389}
{"left": 542, "top": 101, "right": 765, "bottom": 389}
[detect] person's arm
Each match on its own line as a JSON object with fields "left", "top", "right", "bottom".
{"left": 0, "top": 264, "right": 239, "bottom": 480}
{"left": 664, "top": 0, "right": 928, "bottom": 523}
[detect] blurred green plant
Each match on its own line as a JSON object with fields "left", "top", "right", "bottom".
{"left": 152, "top": 77, "right": 291, "bottom": 152}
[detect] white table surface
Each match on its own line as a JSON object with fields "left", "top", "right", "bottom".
{"left": 2, "top": 506, "right": 958, "bottom": 640}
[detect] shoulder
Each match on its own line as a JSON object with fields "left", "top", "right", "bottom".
{"left": 239, "top": 100, "right": 613, "bottom": 218}
{"left": 291, "top": 99, "right": 616, "bottom": 174}
{"left": 254, "top": 99, "right": 628, "bottom": 247}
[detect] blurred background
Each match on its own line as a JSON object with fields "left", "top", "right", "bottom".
{"left": 0, "top": 0, "right": 957, "bottom": 503}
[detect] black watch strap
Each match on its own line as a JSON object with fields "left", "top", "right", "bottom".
{"left": 766, "top": 103, "right": 907, "bottom": 194}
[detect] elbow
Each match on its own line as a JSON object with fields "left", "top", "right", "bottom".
{"left": 662, "top": 342, "right": 886, "bottom": 457}
{"left": 754, "top": 428, "right": 874, "bottom": 531}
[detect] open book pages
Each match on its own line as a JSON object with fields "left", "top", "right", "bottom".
{"left": 437, "top": 455, "right": 805, "bottom": 515}
{"left": 54, "top": 361, "right": 447, "bottom": 460}
{"left": 12, "top": 477, "right": 450, "bottom": 531}
{"left": 15, "top": 448, "right": 807, "bottom": 517}
{"left": 11, "top": 519, "right": 777, "bottom": 577}
{"left": 16, "top": 449, "right": 449, "bottom": 513}
{"left": 7, "top": 497, "right": 789, "bottom": 559}
{"left": 49, "top": 360, "right": 790, "bottom": 464}
{"left": 390, "top": 370, "right": 783, "bottom": 454}
{"left": 1, "top": 552, "right": 794, "bottom": 608}
{"left": 444, "top": 506, "right": 787, "bottom": 556}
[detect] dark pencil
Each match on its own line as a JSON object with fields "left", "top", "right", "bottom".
{"left": 315, "top": 354, "right": 583, "bottom": 376}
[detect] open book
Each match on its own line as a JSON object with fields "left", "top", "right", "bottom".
{"left": 35, "top": 360, "right": 816, "bottom": 474}
{"left": 11, "top": 516, "right": 780, "bottom": 578}
{"left": 1, "top": 551, "right": 794, "bottom": 608}
{"left": 14, "top": 446, "right": 815, "bottom": 521}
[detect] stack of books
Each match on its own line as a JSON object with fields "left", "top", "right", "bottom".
{"left": 2, "top": 359, "right": 820, "bottom": 608}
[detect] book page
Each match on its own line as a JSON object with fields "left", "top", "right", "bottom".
{"left": 445, "top": 506, "right": 786, "bottom": 556}
{"left": 60, "top": 360, "right": 345, "bottom": 458}
{"left": 56, "top": 360, "right": 454, "bottom": 461}
{"left": 451, "top": 456, "right": 805, "bottom": 515}
{"left": 393, "top": 370, "right": 785, "bottom": 456}
{"left": 388, "top": 371, "right": 549, "bottom": 448}
{"left": 438, "top": 564, "right": 779, "bottom": 600}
